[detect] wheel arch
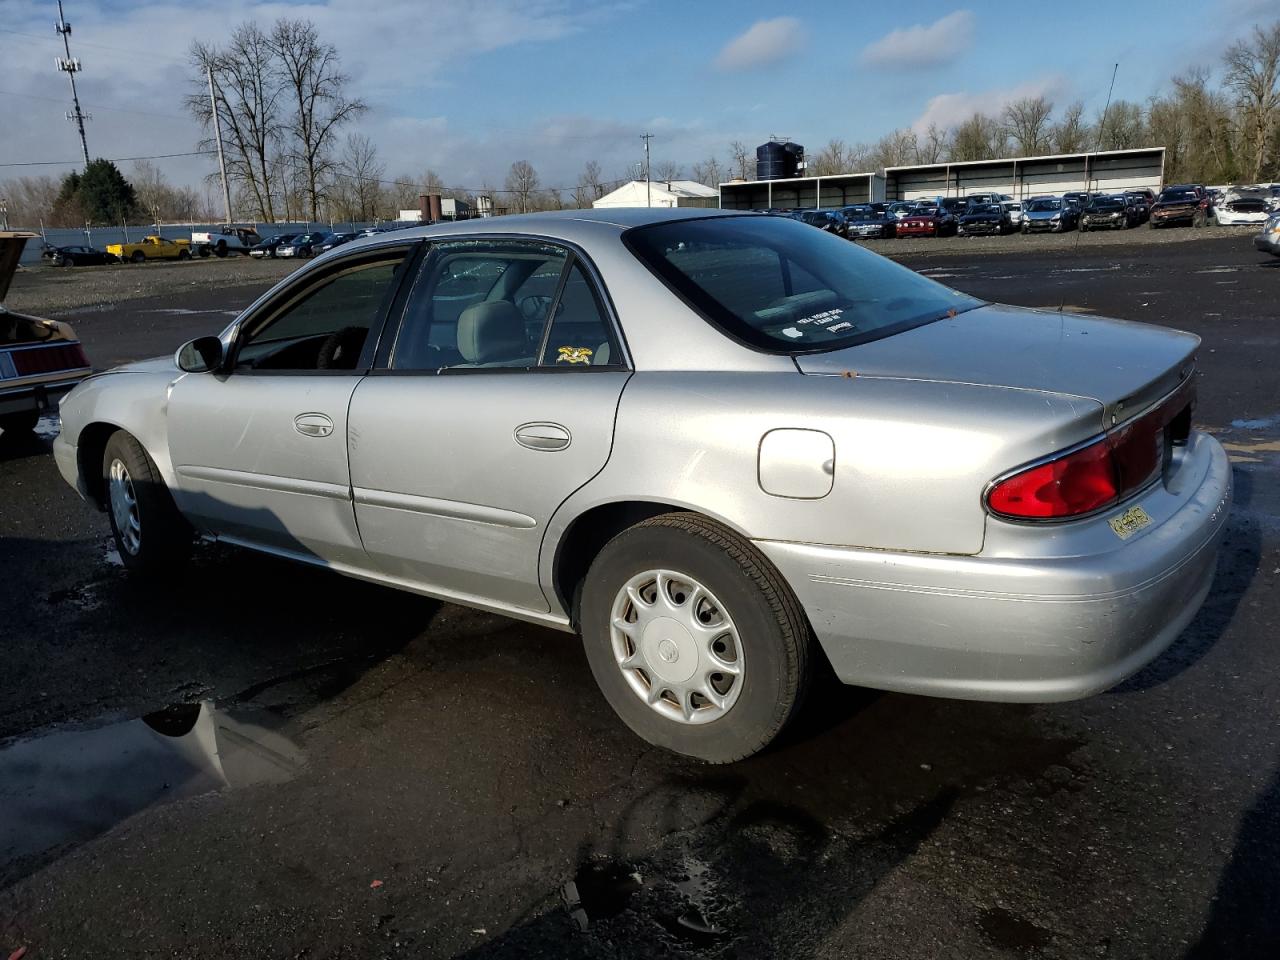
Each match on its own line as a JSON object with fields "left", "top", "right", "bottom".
{"left": 548, "top": 498, "right": 760, "bottom": 628}
{"left": 76, "top": 421, "right": 125, "bottom": 509}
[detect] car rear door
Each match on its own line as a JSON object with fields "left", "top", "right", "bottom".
{"left": 166, "top": 243, "right": 416, "bottom": 565}
{"left": 346, "top": 237, "right": 630, "bottom": 613}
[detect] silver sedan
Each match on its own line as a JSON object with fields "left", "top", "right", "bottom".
{"left": 54, "top": 209, "right": 1231, "bottom": 762}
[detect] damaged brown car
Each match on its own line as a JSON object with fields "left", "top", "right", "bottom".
{"left": 0, "top": 232, "right": 92, "bottom": 435}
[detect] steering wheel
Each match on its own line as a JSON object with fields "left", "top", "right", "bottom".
{"left": 316, "top": 326, "right": 368, "bottom": 370}
{"left": 518, "top": 295, "right": 554, "bottom": 322}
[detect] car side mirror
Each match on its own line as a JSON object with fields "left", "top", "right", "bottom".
{"left": 176, "top": 336, "right": 224, "bottom": 373}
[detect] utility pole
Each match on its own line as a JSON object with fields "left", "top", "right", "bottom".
{"left": 55, "top": 1, "right": 91, "bottom": 169}
{"left": 640, "top": 133, "right": 653, "bottom": 208}
{"left": 206, "top": 65, "right": 233, "bottom": 224}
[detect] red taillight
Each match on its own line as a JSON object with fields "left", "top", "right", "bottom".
{"left": 987, "top": 438, "right": 1119, "bottom": 519}
{"left": 987, "top": 379, "right": 1195, "bottom": 521}
{"left": 10, "top": 342, "right": 90, "bottom": 376}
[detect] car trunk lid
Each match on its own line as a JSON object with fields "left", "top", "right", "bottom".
{"left": 0, "top": 232, "right": 37, "bottom": 307}
{"left": 794, "top": 302, "right": 1198, "bottom": 427}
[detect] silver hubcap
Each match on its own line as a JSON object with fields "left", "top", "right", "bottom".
{"left": 609, "top": 569, "right": 744, "bottom": 725}
{"left": 108, "top": 458, "right": 141, "bottom": 555}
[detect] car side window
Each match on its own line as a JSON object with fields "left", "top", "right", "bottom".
{"left": 234, "top": 250, "right": 409, "bottom": 373}
{"left": 391, "top": 240, "right": 571, "bottom": 371}
{"left": 538, "top": 261, "right": 620, "bottom": 367}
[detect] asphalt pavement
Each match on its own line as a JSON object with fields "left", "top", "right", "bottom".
{"left": 1, "top": 234, "right": 1278, "bottom": 959}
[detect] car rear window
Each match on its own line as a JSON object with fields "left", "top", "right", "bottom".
{"left": 1159, "top": 190, "right": 1199, "bottom": 202}
{"left": 623, "top": 215, "right": 981, "bottom": 353}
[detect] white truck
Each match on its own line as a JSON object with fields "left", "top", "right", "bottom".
{"left": 190, "top": 226, "right": 262, "bottom": 258}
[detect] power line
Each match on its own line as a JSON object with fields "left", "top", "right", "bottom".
{"left": 0, "top": 150, "right": 215, "bottom": 168}
{"left": 0, "top": 88, "right": 191, "bottom": 123}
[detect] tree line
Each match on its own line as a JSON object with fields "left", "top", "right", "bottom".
{"left": 3, "top": 19, "right": 1275, "bottom": 228}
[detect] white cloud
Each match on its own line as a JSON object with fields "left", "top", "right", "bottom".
{"left": 910, "top": 76, "right": 1068, "bottom": 134}
{"left": 714, "top": 17, "right": 805, "bottom": 72}
{"left": 860, "top": 11, "right": 975, "bottom": 68}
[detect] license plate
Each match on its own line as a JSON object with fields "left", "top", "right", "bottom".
{"left": 1109, "top": 505, "right": 1153, "bottom": 540}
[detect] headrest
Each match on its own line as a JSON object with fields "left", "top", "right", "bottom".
{"left": 456, "top": 301, "right": 526, "bottom": 364}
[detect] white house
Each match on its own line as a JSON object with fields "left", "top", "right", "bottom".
{"left": 592, "top": 179, "right": 719, "bottom": 209}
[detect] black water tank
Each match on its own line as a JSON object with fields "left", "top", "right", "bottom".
{"left": 756, "top": 141, "right": 804, "bottom": 181}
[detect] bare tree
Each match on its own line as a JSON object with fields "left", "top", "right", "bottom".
{"left": 809, "top": 139, "right": 850, "bottom": 176}
{"left": 271, "top": 18, "right": 366, "bottom": 221}
{"left": 949, "top": 114, "right": 1006, "bottom": 162}
{"left": 1224, "top": 22, "right": 1280, "bottom": 181}
{"left": 188, "top": 24, "right": 284, "bottom": 222}
{"left": 915, "top": 124, "right": 948, "bottom": 164}
{"left": 1096, "top": 100, "right": 1145, "bottom": 150}
{"left": 1051, "top": 101, "right": 1090, "bottom": 153}
{"left": 0, "top": 175, "right": 61, "bottom": 226}
{"left": 505, "top": 160, "right": 539, "bottom": 213}
{"left": 1003, "top": 96, "right": 1054, "bottom": 155}
{"left": 581, "top": 160, "right": 605, "bottom": 199}
{"left": 690, "top": 156, "right": 724, "bottom": 187}
{"left": 729, "top": 140, "right": 751, "bottom": 179}
{"left": 331, "top": 133, "right": 384, "bottom": 221}
{"left": 870, "top": 128, "right": 920, "bottom": 168}
{"left": 653, "top": 160, "right": 682, "bottom": 181}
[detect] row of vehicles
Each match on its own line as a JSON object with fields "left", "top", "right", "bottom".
{"left": 37, "top": 222, "right": 428, "bottom": 268}
{"left": 788, "top": 183, "right": 1280, "bottom": 240}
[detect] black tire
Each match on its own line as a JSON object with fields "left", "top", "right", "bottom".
{"left": 0, "top": 410, "right": 40, "bottom": 434}
{"left": 580, "top": 513, "right": 813, "bottom": 763}
{"left": 178, "top": 249, "right": 191, "bottom": 261}
{"left": 199, "top": 246, "right": 211, "bottom": 258}
{"left": 215, "top": 240, "right": 228, "bottom": 258}
{"left": 131, "top": 250, "right": 146, "bottom": 263}
{"left": 102, "top": 431, "right": 192, "bottom": 574}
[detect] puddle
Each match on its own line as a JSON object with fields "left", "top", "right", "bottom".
{"left": 1231, "top": 415, "right": 1278, "bottom": 431}
{"left": 977, "top": 905, "right": 1053, "bottom": 952}
{"left": 0, "top": 701, "right": 303, "bottom": 878}
{"left": 34, "top": 415, "right": 60, "bottom": 441}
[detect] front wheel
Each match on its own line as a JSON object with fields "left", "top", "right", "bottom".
{"left": 131, "top": 250, "right": 146, "bottom": 263}
{"left": 215, "top": 240, "right": 228, "bottom": 258}
{"left": 580, "top": 514, "right": 812, "bottom": 763}
{"left": 103, "top": 431, "right": 192, "bottom": 573}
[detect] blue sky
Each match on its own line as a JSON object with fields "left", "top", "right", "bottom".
{"left": 1, "top": 0, "right": 1275, "bottom": 197}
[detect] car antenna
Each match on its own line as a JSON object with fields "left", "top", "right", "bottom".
{"left": 1062, "top": 61, "right": 1119, "bottom": 315}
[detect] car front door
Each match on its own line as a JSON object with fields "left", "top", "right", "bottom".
{"left": 167, "top": 243, "right": 415, "bottom": 565}
{"left": 346, "top": 237, "right": 630, "bottom": 614}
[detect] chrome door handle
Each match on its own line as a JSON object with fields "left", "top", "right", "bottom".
{"left": 514, "top": 422, "right": 571, "bottom": 451}
{"left": 294, "top": 413, "right": 334, "bottom": 438}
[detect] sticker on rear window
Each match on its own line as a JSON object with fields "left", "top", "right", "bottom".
{"left": 556, "top": 346, "right": 593, "bottom": 364}
{"left": 1108, "top": 505, "right": 1152, "bottom": 540}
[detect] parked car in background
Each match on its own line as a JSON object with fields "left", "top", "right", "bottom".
{"left": 0, "top": 232, "right": 92, "bottom": 435}
{"left": 46, "top": 244, "right": 117, "bottom": 267}
{"left": 840, "top": 204, "right": 896, "bottom": 239}
{"left": 1255, "top": 212, "right": 1280, "bottom": 256}
{"left": 249, "top": 234, "right": 299, "bottom": 259}
{"left": 1022, "top": 197, "right": 1078, "bottom": 233}
{"left": 790, "top": 210, "right": 849, "bottom": 238}
{"left": 275, "top": 232, "right": 331, "bottom": 259}
{"left": 897, "top": 201, "right": 958, "bottom": 237}
{"left": 957, "top": 202, "right": 1014, "bottom": 236}
{"left": 313, "top": 232, "right": 359, "bottom": 255}
{"left": 1124, "top": 191, "right": 1153, "bottom": 223}
{"left": 192, "top": 226, "right": 262, "bottom": 258}
{"left": 885, "top": 201, "right": 917, "bottom": 222}
{"left": 1061, "top": 191, "right": 1094, "bottom": 211}
{"left": 1080, "top": 195, "right": 1139, "bottom": 231}
{"left": 1151, "top": 185, "right": 1209, "bottom": 228}
{"left": 962, "top": 193, "right": 1010, "bottom": 207}
{"left": 1003, "top": 201, "right": 1025, "bottom": 230}
{"left": 51, "top": 209, "right": 1230, "bottom": 763}
{"left": 1211, "top": 187, "right": 1273, "bottom": 226}
{"left": 106, "top": 235, "right": 192, "bottom": 263}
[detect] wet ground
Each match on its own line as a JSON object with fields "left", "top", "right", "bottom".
{"left": 1, "top": 234, "right": 1278, "bottom": 958}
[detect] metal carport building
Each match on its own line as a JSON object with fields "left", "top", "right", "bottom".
{"left": 884, "top": 148, "right": 1166, "bottom": 201}
{"left": 719, "top": 173, "right": 885, "bottom": 211}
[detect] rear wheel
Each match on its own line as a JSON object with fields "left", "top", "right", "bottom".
{"left": 102, "top": 431, "right": 192, "bottom": 573}
{"left": 0, "top": 410, "right": 40, "bottom": 435}
{"left": 178, "top": 249, "right": 191, "bottom": 261}
{"left": 580, "top": 513, "right": 812, "bottom": 763}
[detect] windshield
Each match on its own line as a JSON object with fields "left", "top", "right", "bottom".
{"left": 845, "top": 206, "right": 875, "bottom": 219}
{"left": 623, "top": 215, "right": 981, "bottom": 353}
{"left": 970, "top": 204, "right": 1002, "bottom": 215}
{"left": 1027, "top": 199, "right": 1061, "bottom": 212}
{"left": 1090, "top": 198, "right": 1124, "bottom": 210}
{"left": 1159, "top": 190, "right": 1199, "bottom": 203}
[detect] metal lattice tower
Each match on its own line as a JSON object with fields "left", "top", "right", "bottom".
{"left": 55, "top": 0, "right": 91, "bottom": 168}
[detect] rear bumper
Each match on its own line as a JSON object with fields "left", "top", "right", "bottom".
{"left": 756, "top": 432, "right": 1232, "bottom": 703}
{"left": 0, "top": 377, "right": 80, "bottom": 417}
